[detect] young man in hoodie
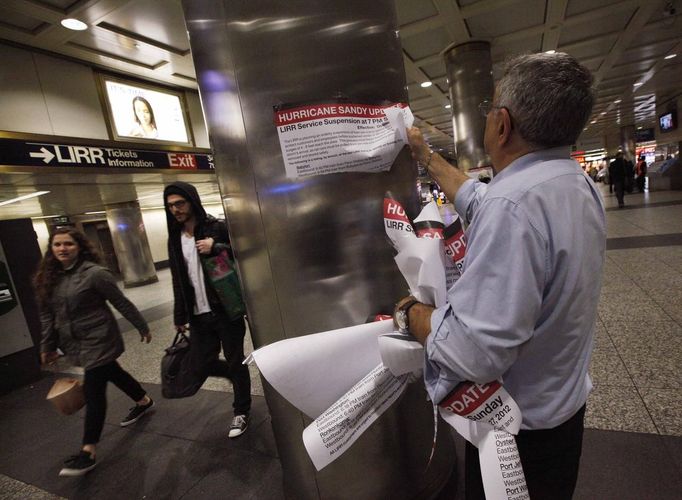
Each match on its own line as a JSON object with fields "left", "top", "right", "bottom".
{"left": 164, "top": 181, "right": 251, "bottom": 438}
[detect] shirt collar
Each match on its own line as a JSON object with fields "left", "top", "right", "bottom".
{"left": 489, "top": 146, "right": 572, "bottom": 186}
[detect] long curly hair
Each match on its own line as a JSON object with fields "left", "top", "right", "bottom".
{"left": 33, "top": 227, "right": 102, "bottom": 308}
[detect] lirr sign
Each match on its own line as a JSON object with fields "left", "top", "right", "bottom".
{"left": 0, "top": 137, "right": 214, "bottom": 170}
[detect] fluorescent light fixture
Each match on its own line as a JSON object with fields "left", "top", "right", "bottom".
{"left": 590, "top": 120, "right": 597, "bottom": 124}
{"left": 60, "top": 18, "right": 88, "bottom": 31}
{"left": 633, "top": 82, "right": 643, "bottom": 87}
{"left": 0, "top": 191, "right": 50, "bottom": 207}
{"left": 637, "top": 126, "right": 642, "bottom": 130}
{"left": 545, "top": 50, "right": 556, "bottom": 54}
{"left": 32, "top": 214, "right": 61, "bottom": 220}
{"left": 136, "top": 193, "right": 161, "bottom": 201}
{"left": 614, "top": 99, "right": 622, "bottom": 104}
{"left": 445, "top": 104, "right": 451, "bottom": 109}
{"left": 420, "top": 81, "right": 433, "bottom": 88}
{"left": 664, "top": 53, "right": 677, "bottom": 60}
{"left": 85, "top": 211, "right": 106, "bottom": 215}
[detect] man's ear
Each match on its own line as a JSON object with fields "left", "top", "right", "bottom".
{"left": 497, "top": 107, "right": 513, "bottom": 146}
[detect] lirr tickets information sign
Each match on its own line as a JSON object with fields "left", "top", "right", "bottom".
{"left": 274, "top": 102, "right": 413, "bottom": 178}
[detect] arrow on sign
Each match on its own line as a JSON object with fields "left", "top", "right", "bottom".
{"left": 29, "top": 147, "right": 55, "bottom": 164}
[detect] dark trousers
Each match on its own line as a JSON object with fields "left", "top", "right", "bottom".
{"left": 465, "top": 405, "right": 586, "bottom": 500}
{"left": 189, "top": 310, "right": 252, "bottom": 415}
{"left": 83, "top": 360, "right": 146, "bottom": 445}
{"left": 614, "top": 180, "right": 625, "bottom": 207}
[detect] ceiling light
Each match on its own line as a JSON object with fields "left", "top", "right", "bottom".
{"left": 633, "top": 82, "right": 643, "bottom": 87}
{"left": 420, "top": 81, "right": 433, "bottom": 88}
{"left": 664, "top": 53, "right": 677, "bottom": 60}
{"left": 32, "top": 214, "right": 62, "bottom": 220}
{"left": 614, "top": 99, "right": 622, "bottom": 104}
{"left": 445, "top": 104, "right": 451, "bottom": 109}
{"left": 60, "top": 18, "right": 88, "bottom": 31}
{"left": 85, "top": 211, "right": 106, "bottom": 215}
{"left": 637, "top": 126, "right": 642, "bottom": 129}
{"left": 545, "top": 50, "right": 556, "bottom": 54}
{"left": 590, "top": 120, "right": 597, "bottom": 124}
{"left": 0, "top": 191, "right": 50, "bottom": 207}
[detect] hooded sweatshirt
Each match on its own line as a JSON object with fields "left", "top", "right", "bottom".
{"left": 163, "top": 181, "right": 233, "bottom": 325}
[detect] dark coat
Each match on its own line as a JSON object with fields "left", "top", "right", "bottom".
{"left": 39, "top": 260, "right": 148, "bottom": 370}
{"left": 163, "top": 181, "right": 233, "bottom": 326}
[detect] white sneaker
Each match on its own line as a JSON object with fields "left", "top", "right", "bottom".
{"left": 228, "top": 414, "right": 249, "bottom": 438}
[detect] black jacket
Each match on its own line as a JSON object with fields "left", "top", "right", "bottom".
{"left": 164, "top": 181, "right": 233, "bottom": 326}
{"left": 39, "top": 260, "right": 148, "bottom": 369}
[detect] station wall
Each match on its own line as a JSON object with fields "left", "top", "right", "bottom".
{"left": 0, "top": 43, "right": 209, "bottom": 148}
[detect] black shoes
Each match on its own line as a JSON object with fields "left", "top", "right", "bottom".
{"left": 120, "top": 397, "right": 155, "bottom": 427}
{"left": 59, "top": 451, "right": 96, "bottom": 477}
{"left": 228, "top": 414, "right": 249, "bottom": 438}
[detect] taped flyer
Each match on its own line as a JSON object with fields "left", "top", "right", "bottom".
{"left": 274, "top": 102, "right": 413, "bottom": 178}
{"left": 439, "top": 382, "right": 528, "bottom": 500}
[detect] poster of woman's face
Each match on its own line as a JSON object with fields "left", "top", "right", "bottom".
{"left": 104, "top": 79, "right": 190, "bottom": 144}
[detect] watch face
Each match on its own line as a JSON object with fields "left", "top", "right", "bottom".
{"left": 396, "top": 310, "right": 408, "bottom": 330}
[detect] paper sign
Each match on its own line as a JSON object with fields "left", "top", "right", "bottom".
{"left": 246, "top": 320, "right": 393, "bottom": 419}
{"left": 303, "top": 364, "right": 408, "bottom": 471}
{"left": 274, "top": 102, "right": 413, "bottom": 178}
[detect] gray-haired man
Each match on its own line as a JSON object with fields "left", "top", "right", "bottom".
{"left": 399, "top": 53, "right": 605, "bottom": 499}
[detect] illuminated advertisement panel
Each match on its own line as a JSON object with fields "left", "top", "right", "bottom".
{"left": 102, "top": 77, "right": 192, "bottom": 145}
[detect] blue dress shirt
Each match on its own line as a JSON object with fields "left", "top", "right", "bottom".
{"left": 425, "top": 147, "right": 606, "bottom": 429}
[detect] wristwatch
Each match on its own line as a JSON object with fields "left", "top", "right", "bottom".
{"left": 395, "top": 298, "right": 419, "bottom": 334}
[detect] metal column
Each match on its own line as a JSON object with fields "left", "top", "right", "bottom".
{"left": 182, "top": 1, "right": 455, "bottom": 498}
{"left": 444, "top": 41, "right": 495, "bottom": 171}
{"left": 104, "top": 201, "right": 158, "bottom": 288}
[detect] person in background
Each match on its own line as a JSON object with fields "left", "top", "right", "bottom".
{"left": 398, "top": 52, "right": 605, "bottom": 499}
{"left": 129, "top": 96, "right": 158, "bottom": 139}
{"left": 610, "top": 151, "right": 627, "bottom": 208}
{"left": 164, "top": 181, "right": 252, "bottom": 438}
{"left": 34, "top": 228, "right": 153, "bottom": 477}
{"left": 635, "top": 155, "right": 647, "bottom": 193}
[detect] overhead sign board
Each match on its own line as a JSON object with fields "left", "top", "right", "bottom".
{"left": 0, "top": 138, "right": 213, "bottom": 171}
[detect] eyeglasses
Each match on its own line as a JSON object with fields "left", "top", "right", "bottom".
{"left": 478, "top": 100, "right": 502, "bottom": 117}
{"left": 167, "top": 200, "right": 188, "bottom": 210}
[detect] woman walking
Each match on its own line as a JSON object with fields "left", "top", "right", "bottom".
{"left": 34, "top": 227, "right": 154, "bottom": 477}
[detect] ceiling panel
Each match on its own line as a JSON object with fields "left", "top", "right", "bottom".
{"left": 395, "top": 0, "right": 439, "bottom": 25}
{"left": 466, "top": 0, "right": 545, "bottom": 39}
{"left": 0, "top": 0, "right": 680, "bottom": 179}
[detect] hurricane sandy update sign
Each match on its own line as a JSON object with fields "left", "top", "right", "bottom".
{"left": 274, "top": 102, "right": 413, "bottom": 179}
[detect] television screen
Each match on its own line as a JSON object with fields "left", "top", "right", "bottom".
{"left": 101, "top": 77, "right": 191, "bottom": 144}
{"left": 659, "top": 111, "right": 677, "bottom": 132}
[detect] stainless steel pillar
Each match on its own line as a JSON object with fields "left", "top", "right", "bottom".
{"left": 104, "top": 201, "right": 158, "bottom": 288}
{"left": 620, "top": 125, "right": 636, "bottom": 162}
{"left": 182, "top": 1, "right": 455, "bottom": 498}
{"left": 444, "top": 41, "right": 495, "bottom": 171}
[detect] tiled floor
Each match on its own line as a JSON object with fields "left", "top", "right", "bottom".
{"left": 2, "top": 182, "right": 682, "bottom": 499}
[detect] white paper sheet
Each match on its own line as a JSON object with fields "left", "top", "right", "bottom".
{"left": 246, "top": 320, "right": 393, "bottom": 419}
{"left": 302, "top": 364, "right": 408, "bottom": 470}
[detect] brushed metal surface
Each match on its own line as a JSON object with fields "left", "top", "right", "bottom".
{"left": 183, "top": 1, "right": 455, "bottom": 497}
{"left": 104, "top": 201, "right": 158, "bottom": 287}
{"left": 444, "top": 41, "right": 494, "bottom": 171}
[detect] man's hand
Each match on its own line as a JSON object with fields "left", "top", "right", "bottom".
{"left": 406, "top": 127, "right": 432, "bottom": 164}
{"left": 175, "top": 324, "right": 188, "bottom": 333}
{"left": 40, "top": 351, "right": 60, "bottom": 365}
{"left": 195, "top": 237, "right": 214, "bottom": 255}
{"left": 406, "top": 126, "right": 470, "bottom": 203}
{"left": 140, "top": 331, "right": 152, "bottom": 343}
{"left": 393, "top": 295, "right": 435, "bottom": 346}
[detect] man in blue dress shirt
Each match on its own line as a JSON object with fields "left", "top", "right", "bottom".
{"left": 397, "top": 52, "right": 606, "bottom": 499}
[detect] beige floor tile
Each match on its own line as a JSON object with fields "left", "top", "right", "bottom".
{"left": 638, "top": 388, "right": 682, "bottom": 436}
{"left": 589, "top": 346, "right": 634, "bottom": 387}
{"left": 585, "top": 385, "right": 657, "bottom": 433}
